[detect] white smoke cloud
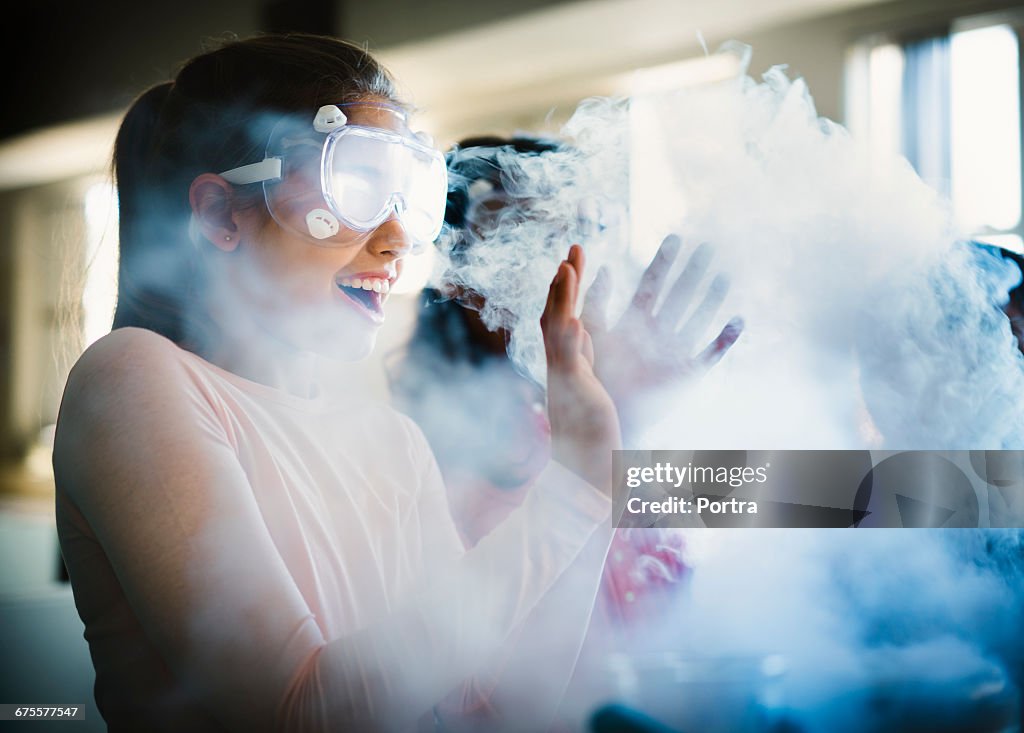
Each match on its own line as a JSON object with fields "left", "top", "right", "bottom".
{"left": 436, "top": 57, "right": 1024, "bottom": 452}
{"left": 430, "top": 52, "right": 1024, "bottom": 732}
{"left": 435, "top": 97, "right": 631, "bottom": 386}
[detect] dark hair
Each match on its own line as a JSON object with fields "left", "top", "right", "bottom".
{"left": 443, "top": 135, "right": 561, "bottom": 233}
{"left": 111, "top": 33, "right": 400, "bottom": 348}
{"left": 1001, "top": 248, "right": 1024, "bottom": 313}
{"left": 391, "top": 136, "right": 562, "bottom": 490}
{"left": 392, "top": 135, "right": 563, "bottom": 383}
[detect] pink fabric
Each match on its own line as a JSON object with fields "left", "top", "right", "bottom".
{"left": 54, "top": 327, "right": 612, "bottom": 732}
{"left": 424, "top": 409, "right": 690, "bottom": 730}
{"left": 442, "top": 408, "right": 689, "bottom": 625}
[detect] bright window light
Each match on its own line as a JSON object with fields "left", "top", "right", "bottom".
{"left": 844, "top": 40, "right": 904, "bottom": 153}
{"left": 624, "top": 52, "right": 743, "bottom": 96}
{"left": 82, "top": 182, "right": 119, "bottom": 348}
{"left": 867, "top": 43, "right": 904, "bottom": 158}
{"left": 978, "top": 232, "right": 1024, "bottom": 252}
{"left": 628, "top": 50, "right": 746, "bottom": 264}
{"left": 951, "top": 24, "right": 1021, "bottom": 236}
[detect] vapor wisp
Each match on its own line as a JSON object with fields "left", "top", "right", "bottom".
{"left": 431, "top": 49, "right": 1024, "bottom": 732}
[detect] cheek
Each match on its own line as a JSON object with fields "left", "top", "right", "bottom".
{"left": 247, "top": 230, "right": 360, "bottom": 302}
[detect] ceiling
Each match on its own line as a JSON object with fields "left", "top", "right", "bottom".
{"left": 377, "top": 0, "right": 881, "bottom": 134}
{"left": 0, "top": 0, "right": 957, "bottom": 188}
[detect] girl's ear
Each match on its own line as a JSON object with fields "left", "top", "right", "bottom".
{"left": 189, "top": 173, "right": 241, "bottom": 252}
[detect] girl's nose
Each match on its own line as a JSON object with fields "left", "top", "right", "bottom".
{"left": 367, "top": 213, "right": 412, "bottom": 259}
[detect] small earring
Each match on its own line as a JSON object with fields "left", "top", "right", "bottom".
{"left": 224, "top": 235, "right": 232, "bottom": 241}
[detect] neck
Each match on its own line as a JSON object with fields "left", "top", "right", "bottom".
{"left": 198, "top": 313, "right": 323, "bottom": 397}
{"left": 206, "top": 327, "right": 324, "bottom": 399}
{"left": 195, "top": 287, "right": 329, "bottom": 400}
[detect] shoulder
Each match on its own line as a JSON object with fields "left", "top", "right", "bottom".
{"left": 54, "top": 328, "right": 225, "bottom": 500}
{"left": 58, "top": 327, "right": 197, "bottom": 437}
{"left": 66, "top": 327, "right": 189, "bottom": 396}
{"left": 71, "top": 326, "right": 184, "bottom": 377}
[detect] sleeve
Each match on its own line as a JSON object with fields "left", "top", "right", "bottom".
{"left": 435, "top": 520, "right": 613, "bottom": 733}
{"left": 55, "top": 328, "right": 612, "bottom": 733}
{"left": 405, "top": 417, "right": 614, "bottom": 732}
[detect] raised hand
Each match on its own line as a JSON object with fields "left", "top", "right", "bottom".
{"left": 541, "top": 244, "right": 621, "bottom": 493}
{"left": 581, "top": 235, "right": 743, "bottom": 438}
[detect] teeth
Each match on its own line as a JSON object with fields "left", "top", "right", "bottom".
{"left": 337, "top": 277, "right": 390, "bottom": 294}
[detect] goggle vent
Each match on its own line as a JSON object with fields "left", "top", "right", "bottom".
{"left": 314, "top": 105, "right": 348, "bottom": 134}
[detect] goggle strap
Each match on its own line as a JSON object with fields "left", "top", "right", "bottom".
{"left": 220, "top": 158, "right": 282, "bottom": 185}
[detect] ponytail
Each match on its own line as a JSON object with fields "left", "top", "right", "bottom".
{"left": 108, "top": 34, "right": 400, "bottom": 352}
{"left": 111, "top": 81, "right": 203, "bottom": 346}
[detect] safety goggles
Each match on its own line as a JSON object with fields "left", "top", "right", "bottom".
{"left": 220, "top": 103, "right": 447, "bottom": 248}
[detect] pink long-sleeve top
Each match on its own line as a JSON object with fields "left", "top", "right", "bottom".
{"left": 53, "top": 327, "right": 612, "bottom": 732}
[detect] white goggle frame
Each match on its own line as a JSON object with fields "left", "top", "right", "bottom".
{"left": 220, "top": 105, "right": 447, "bottom": 247}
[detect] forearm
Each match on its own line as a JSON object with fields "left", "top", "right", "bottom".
{"left": 279, "top": 461, "right": 612, "bottom": 732}
{"left": 458, "top": 521, "right": 614, "bottom": 733}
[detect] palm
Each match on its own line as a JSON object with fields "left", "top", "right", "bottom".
{"left": 582, "top": 236, "right": 742, "bottom": 436}
{"left": 541, "top": 245, "right": 621, "bottom": 492}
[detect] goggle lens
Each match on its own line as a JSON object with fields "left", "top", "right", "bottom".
{"left": 241, "top": 106, "right": 448, "bottom": 248}
{"left": 324, "top": 127, "right": 446, "bottom": 242}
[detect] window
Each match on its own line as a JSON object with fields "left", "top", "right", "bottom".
{"left": 847, "top": 13, "right": 1024, "bottom": 251}
{"left": 82, "top": 182, "right": 119, "bottom": 348}
{"left": 951, "top": 23, "right": 1021, "bottom": 248}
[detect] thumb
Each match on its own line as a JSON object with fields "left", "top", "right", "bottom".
{"left": 581, "top": 265, "right": 612, "bottom": 334}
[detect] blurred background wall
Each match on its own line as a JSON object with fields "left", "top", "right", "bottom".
{"left": 0, "top": 0, "right": 1021, "bottom": 725}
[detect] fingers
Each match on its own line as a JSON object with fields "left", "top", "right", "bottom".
{"left": 676, "top": 272, "right": 730, "bottom": 349}
{"left": 655, "top": 241, "right": 713, "bottom": 332}
{"left": 553, "top": 244, "right": 585, "bottom": 325}
{"left": 696, "top": 316, "right": 744, "bottom": 369}
{"left": 629, "top": 234, "right": 681, "bottom": 316}
{"left": 543, "top": 248, "right": 586, "bottom": 372}
{"left": 559, "top": 259, "right": 584, "bottom": 369}
{"left": 553, "top": 260, "right": 575, "bottom": 322}
{"left": 541, "top": 261, "right": 566, "bottom": 363}
{"left": 569, "top": 245, "right": 584, "bottom": 312}
{"left": 567, "top": 244, "right": 586, "bottom": 291}
{"left": 582, "top": 265, "right": 611, "bottom": 334}
{"left": 541, "top": 261, "right": 562, "bottom": 334}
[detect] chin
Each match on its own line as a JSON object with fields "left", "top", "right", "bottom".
{"left": 270, "top": 305, "right": 381, "bottom": 362}
{"left": 315, "top": 329, "right": 378, "bottom": 362}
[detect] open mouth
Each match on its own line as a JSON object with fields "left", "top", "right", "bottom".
{"left": 335, "top": 277, "right": 389, "bottom": 322}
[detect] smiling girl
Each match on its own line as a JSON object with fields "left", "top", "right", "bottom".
{"left": 53, "top": 34, "right": 619, "bottom": 732}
